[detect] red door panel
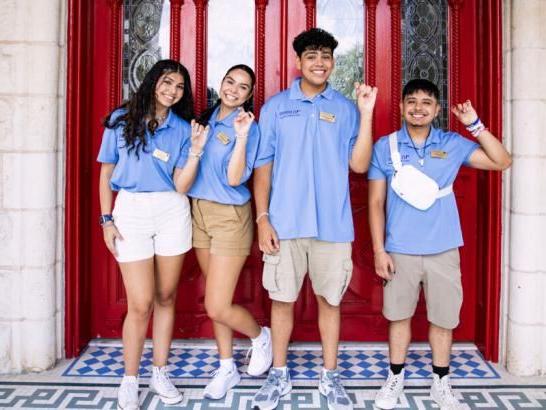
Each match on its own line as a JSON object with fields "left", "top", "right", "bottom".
{"left": 81, "top": 0, "right": 486, "bottom": 345}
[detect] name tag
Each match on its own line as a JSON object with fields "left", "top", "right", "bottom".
{"left": 216, "top": 132, "right": 230, "bottom": 145}
{"left": 152, "top": 148, "right": 170, "bottom": 162}
{"left": 431, "top": 150, "right": 448, "bottom": 159}
{"left": 319, "top": 111, "right": 336, "bottom": 123}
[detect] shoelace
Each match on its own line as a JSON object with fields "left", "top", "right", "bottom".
{"left": 325, "top": 373, "right": 346, "bottom": 398}
{"left": 260, "top": 371, "right": 283, "bottom": 394}
{"left": 156, "top": 369, "right": 176, "bottom": 392}
{"left": 209, "top": 366, "right": 234, "bottom": 379}
{"left": 245, "top": 338, "right": 267, "bottom": 363}
{"left": 386, "top": 375, "right": 400, "bottom": 392}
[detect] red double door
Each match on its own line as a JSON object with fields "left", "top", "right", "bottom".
{"left": 66, "top": 0, "right": 503, "bottom": 359}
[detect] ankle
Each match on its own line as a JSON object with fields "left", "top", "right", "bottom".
{"left": 390, "top": 363, "right": 405, "bottom": 375}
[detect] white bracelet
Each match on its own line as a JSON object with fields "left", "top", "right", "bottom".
{"left": 255, "top": 211, "right": 269, "bottom": 223}
{"left": 236, "top": 134, "right": 248, "bottom": 141}
{"left": 189, "top": 149, "right": 203, "bottom": 159}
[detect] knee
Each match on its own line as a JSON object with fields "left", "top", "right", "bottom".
{"left": 205, "top": 300, "right": 229, "bottom": 322}
{"left": 128, "top": 301, "right": 154, "bottom": 321}
{"left": 155, "top": 291, "right": 177, "bottom": 308}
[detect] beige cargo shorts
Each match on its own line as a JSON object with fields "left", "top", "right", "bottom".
{"left": 262, "top": 238, "right": 353, "bottom": 306}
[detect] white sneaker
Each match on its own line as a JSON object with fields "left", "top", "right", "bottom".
{"left": 149, "top": 366, "right": 183, "bottom": 405}
{"left": 319, "top": 369, "right": 353, "bottom": 410}
{"left": 430, "top": 374, "right": 463, "bottom": 409}
{"left": 374, "top": 369, "right": 405, "bottom": 409}
{"left": 117, "top": 375, "right": 139, "bottom": 410}
{"left": 247, "top": 327, "right": 273, "bottom": 376}
{"left": 203, "top": 363, "right": 241, "bottom": 399}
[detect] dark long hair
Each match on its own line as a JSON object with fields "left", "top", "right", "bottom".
{"left": 197, "top": 64, "right": 256, "bottom": 126}
{"left": 103, "top": 59, "right": 194, "bottom": 157}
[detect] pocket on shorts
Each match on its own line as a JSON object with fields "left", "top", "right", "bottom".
{"left": 262, "top": 253, "right": 281, "bottom": 292}
{"left": 340, "top": 259, "right": 354, "bottom": 297}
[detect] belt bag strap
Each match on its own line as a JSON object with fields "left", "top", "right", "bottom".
{"left": 388, "top": 131, "right": 453, "bottom": 201}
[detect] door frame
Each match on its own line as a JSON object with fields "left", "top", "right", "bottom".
{"left": 65, "top": 0, "right": 503, "bottom": 360}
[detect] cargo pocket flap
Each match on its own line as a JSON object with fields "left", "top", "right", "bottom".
{"left": 262, "top": 253, "right": 281, "bottom": 291}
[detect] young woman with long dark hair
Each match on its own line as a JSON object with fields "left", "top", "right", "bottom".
{"left": 97, "top": 59, "right": 209, "bottom": 410}
{"left": 188, "top": 64, "right": 272, "bottom": 400}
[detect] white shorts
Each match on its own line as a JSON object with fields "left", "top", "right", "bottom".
{"left": 112, "top": 190, "right": 192, "bottom": 263}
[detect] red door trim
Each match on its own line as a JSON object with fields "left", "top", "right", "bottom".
{"left": 170, "top": 0, "right": 184, "bottom": 60}
{"left": 194, "top": 0, "right": 208, "bottom": 114}
{"left": 254, "top": 0, "right": 268, "bottom": 112}
{"left": 388, "top": 0, "right": 401, "bottom": 129}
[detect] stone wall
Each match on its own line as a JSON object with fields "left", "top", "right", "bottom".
{"left": 0, "top": 0, "right": 65, "bottom": 373}
{"left": 504, "top": 0, "right": 546, "bottom": 376}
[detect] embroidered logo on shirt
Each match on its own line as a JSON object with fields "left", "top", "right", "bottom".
{"left": 216, "top": 132, "right": 230, "bottom": 145}
{"left": 387, "top": 154, "right": 410, "bottom": 165}
{"left": 431, "top": 150, "right": 448, "bottom": 159}
{"left": 279, "top": 109, "right": 301, "bottom": 118}
{"left": 152, "top": 148, "right": 170, "bottom": 162}
{"left": 319, "top": 111, "right": 336, "bottom": 123}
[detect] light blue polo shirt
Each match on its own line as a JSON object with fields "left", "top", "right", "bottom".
{"left": 255, "top": 78, "right": 360, "bottom": 242}
{"left": 187, "top": 106, "right": 260, "bottom": 205}
{"left": 97, "top": 109, "right": 191, "bottom": 192}
{"left": 367, "top": 123, "right": 479, "bottom": 255}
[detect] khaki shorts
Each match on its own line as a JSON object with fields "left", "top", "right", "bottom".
{"left": 383, "top": 249, "right": 463, "bottom": 329}
{"left": 262, "top": 239, "right": 353, "bottom": 306}
{"left": 191, "top": 198, "right": 253, "bottom": 256}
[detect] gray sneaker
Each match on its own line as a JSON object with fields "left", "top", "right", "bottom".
{"left": 251, "top": 368, "right": 292, "bottom": 410}
{"left": 318, "top": 370, "right": 353, "bottom": 410}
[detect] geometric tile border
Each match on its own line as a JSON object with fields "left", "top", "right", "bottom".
{"left": 62, "top": 344, "right": 500, "bottom": 380}
{"left": 1, "top": 384, "right": 545, "bottom": 409}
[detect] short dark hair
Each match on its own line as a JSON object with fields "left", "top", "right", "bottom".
{"left": 402, "top": 79, "right": 440, "bottom": 100}
{"left": 292, "top": 28, "right": 338, "bottom": 57}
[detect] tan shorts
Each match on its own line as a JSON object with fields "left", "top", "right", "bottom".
{"left": 383, "top": 249, "right": 463, "bottom": 329}
{"left": 262, "top": 239, "right": 353, "bottom": 306}
{"left": 191, "top": 198, "right": 253, "bottom": 256}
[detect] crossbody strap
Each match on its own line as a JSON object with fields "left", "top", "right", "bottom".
{"left": 388, "top": 132, "right": 402, "bottom": 171}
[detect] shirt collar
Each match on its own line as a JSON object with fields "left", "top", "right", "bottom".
{"left": 210, "top": 105, "right": 238, "bottom": 127}
{"left": 288, "top": 77, "right": 334, "bottom": 101}
{"left": 399, "top": 122, "right": 441, "bottom": 145}
{"left": 158, "top": 109, "right": 175, "bottom": 130}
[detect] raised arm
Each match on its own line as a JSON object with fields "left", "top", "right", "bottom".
{"left": 349, "top": 82, "right": 378, "bottom": 173}
{"left": 451, "top": 100, "right": 512, "bottom": 171}
{"left": 174, "top": 120, "right": 210, "bottom": 193}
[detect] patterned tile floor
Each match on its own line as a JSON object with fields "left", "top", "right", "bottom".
{"left": 0, "top": 340, "right": 545, "bottom": 409}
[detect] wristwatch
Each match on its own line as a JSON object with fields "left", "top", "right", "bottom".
{"left": 99, "top": 214, "right": 114, "bottom": 226}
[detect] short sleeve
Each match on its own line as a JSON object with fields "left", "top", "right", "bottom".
{"left": 175, "top": 121, "right": 192, "bottom": 168}
{"left": 367, "top": 140, "right": 387, "bottom": 180}
{"left": 458, "top": 133, "right": 480, "bottom": 166}
{"left": 97, "top": 127, "right": 120, "bottom": 164}
{"left": 254, "top": 102, "right": 277, "bottom": 168}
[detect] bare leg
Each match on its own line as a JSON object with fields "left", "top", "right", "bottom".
{"left": 119, "top": 258, "right": 155, "bottom": 375}
{"left": 429, "top": 324, "right": 452, "bottom": 367}
{"left": 389, "top": 318, "right": 412, "bottom": 364}
{"left": 316, "top": 296, "right": 340, "bottom": 370}
{"left": 204, "top": 253, "right": 261, "bottom": 358}
{"left": 270, "top": 301, "right": 294, "bottom": 367}
{"left": 151, "top": 254, "right": 185, "bottom": 367}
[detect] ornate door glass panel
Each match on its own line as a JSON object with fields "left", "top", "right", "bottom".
{"left": 207, "top": 0, "right": 255, "bottom": 108}
{"left": 122, "top": 0, "right": 170, "bottom": 100}
{"left": 402, "top": 0, "right": 448, "bottom": 128}
{"left": 317, "top": 0, "right": 364, "bottom": 100}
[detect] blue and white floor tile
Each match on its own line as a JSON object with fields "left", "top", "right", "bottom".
{"left": 1, "top": 341, "right": 545, "bottom": 409}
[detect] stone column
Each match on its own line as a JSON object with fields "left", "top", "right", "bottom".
{"left": 504, "top": 0, "right": 546, "bottom": 375}
{"left": 0, "top": 0, "right": 65, "bottom": 373}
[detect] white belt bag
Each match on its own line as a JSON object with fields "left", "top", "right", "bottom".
{"left": 388, "top": 132, "right": 452, "bottom": 211}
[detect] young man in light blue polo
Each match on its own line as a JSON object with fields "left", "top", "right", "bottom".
{"left": 368, "top": 79, "right": 511, "bottom": 409}
{"left": 251, "top": 28, "right": 378, "bottom": 410}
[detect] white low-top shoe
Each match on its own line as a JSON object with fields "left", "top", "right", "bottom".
{"left": 374, "top": 369, "right": 405, "bottom": 409}
{"left": 117, "top": 375, "right": 139, "bottom": 410}
{"left": 203, "top": 363, "right": 241, "bottom": 400}
{"left": 149, "top": 366, "right": 183, "bottom": 405}
{"left": 247, "top": 326, "right": 273, "bottom": 376}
